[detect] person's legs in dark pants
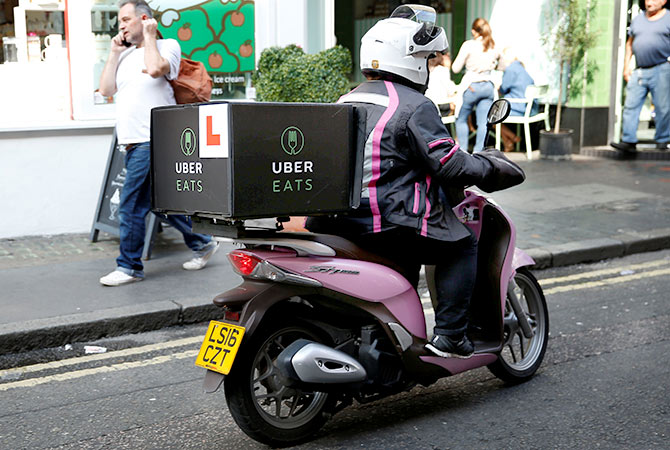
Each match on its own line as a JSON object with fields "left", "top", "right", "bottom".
{"left": 351, "top": 228, "right": 422, "bottom": 288}
{"left": 619, "top": 69, "right": 648, "bottom": 146}
{"left": 432, "top": 232, "right": 478, "bottom": 338}
{"left": 387, "top": 230, "right": 478, "bottom": 340}
{"left": 650, "top": 63, "right": 670, "bottom": 147}
{"left": 456, "top": 89, "right": 476, "bottom": 151}
{"left": 116, "top": 143, "right": 152, "bottom": 277}
{"left": 351, "top": 227, "right": 478, "bottom": 357}
{"left": 473, "top": 85, "right": 494, "bottom": 152}
{"left": 165, "top": 214, "right": 219, "bottom": 270}
{"left": 408, "top": 231, "right": 478, "bottom": 357}
{"left": 102, "top": 142, "right": 217, "bottom": 285}
{"left": 100, "top": 143, "right": 151, "bottom": 286}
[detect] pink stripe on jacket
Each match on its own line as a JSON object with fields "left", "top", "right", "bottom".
{"left": 368, "top": 81, "right": 399, "bottom": 233}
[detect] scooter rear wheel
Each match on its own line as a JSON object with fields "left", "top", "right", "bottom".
{"left": 224, "top": 321, "right": 335, "bottom": 446}
{"left": 488, "top": 268, "right": 549, "bottom": 384}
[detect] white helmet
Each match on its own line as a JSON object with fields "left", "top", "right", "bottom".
{"left": 360, "top": 5, "right": 448, "bottom": 86}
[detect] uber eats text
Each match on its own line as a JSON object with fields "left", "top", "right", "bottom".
{"left": 175, "top": 161, "right": 203, "bottom": 193}
{"left": 272, "top": 160, "right": 313, "bottom": 193}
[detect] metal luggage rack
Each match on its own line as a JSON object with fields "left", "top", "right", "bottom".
{"left": 191, "top": 215, "right": 284, "bottom": 238}
{"left": 191, "top": 216, "right": 336, "bottom": 257}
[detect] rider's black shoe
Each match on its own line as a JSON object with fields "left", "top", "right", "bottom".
{"left": 425, "top": 334, "right": 474, "bottom": 359}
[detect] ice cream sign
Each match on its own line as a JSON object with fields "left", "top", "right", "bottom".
{"left": 151, "top": 0, "right": 255, "bottom": 74}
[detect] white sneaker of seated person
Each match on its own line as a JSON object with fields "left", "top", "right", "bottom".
{"left": 99, "top": 270, "right": 142, "bottom": 287}
{"left": 182, "top": 241, "right": 220, "bottom": 271}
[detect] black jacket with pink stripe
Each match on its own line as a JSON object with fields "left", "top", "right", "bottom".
{"left": 307, "top": 80, "right": 493, "bottom": 242}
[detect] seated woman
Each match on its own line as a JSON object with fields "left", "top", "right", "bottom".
{"left": 498, "top": 47, "right": 538, "bottom": 151}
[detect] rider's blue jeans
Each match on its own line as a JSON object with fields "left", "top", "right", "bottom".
{"left": 116, "top": 142, "right": 211, "bottom": 277}
{"left": 622, "top": 62, "right": 670, "bottom": 144}
{"left": 456, "top": 81, "right": 495, "bottom": 152}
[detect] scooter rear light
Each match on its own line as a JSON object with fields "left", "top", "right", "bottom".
{"left": 228, "top": 250, "right": 261, "bottom": 276}
{"left": 226, "top": 250, "right": 322, "bottom": 287}
{"left": 224, "top": 309, "right": 241, "bottom": 322}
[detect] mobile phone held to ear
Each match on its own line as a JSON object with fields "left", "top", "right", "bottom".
{"left": 122, "top": 39, "right": 131, "bottom": 47}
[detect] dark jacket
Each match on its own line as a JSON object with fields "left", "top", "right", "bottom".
{"left": 307, "top": 80, "right": 495, "bottom": 242}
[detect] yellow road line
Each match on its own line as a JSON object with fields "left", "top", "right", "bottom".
{"left": 0, "top": 349, "right": 198, "bottom": 392}
{"left": 0, "top": 335, "right": 202, "bottom": 380}
{"left": 540, "top": 259, "right": 670, "bottom": 286}
{"left": 544, "top": 267, "right": 670, "bottom": 295}
{"left": 3, "top": 260, "right": 667, "bottom": 391}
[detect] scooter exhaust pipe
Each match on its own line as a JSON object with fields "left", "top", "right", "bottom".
{"left": 277, "top": 339, "right": 367, "bottom": 384}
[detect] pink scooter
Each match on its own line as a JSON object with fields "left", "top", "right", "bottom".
{"left": 195, "top": 100, "right": 549, "bottom": 446}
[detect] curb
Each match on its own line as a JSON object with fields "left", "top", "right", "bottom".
{"left": 2, "top": 228, "right": 670, "bottom": 355}
{"left": 526, "top": 227, "right": 670, "bottom": 269}
{"left": 0, "top": 298, "right": 222, "bottom": 355}
{"left": 580, "top": 146, "right": 670, "bottom": 161}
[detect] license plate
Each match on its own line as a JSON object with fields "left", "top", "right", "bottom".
{"left": 194, "top": 320, "right": 245, "bottom": 375}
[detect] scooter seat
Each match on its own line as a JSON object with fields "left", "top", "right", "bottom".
{"left": 285, "top": 232, "right": 412, "bottom": 281}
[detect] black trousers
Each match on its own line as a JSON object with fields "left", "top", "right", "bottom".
{"left": 350, "top": 227, "right": 478, "bottom": 337}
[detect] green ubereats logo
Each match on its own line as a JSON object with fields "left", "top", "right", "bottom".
{"left": 280, "top": 126, "right": 304, "bottom": 155}
{"left": 272, "top": 125, "right": 313, "bottom": 193}
{"left": 180, "top": 128, "right": 197, "bottom": 156}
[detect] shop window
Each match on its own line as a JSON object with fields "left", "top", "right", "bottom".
{"left": 0, "top": 0, "right": 70, "bottom": 126}
{"left": 68, "top": 0, "right": 118, "bottom": 120}
{"left": 91, "top": 2, "right": 118, "bottom": 104}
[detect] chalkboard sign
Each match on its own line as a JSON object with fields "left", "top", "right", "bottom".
{"left": 90, "top": 130, "right": 158, "bottom": 260}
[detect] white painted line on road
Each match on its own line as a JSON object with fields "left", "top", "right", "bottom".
{"left": 0, "top": 335, "right": 202, "bottom": 380}
{"left": 540, "top": 259, "right": 670, "bottom": 286}
{"left": 0, "top": 349, "right": 198, "bottom": 392}
{"left": 544, "top": 267, "right": 670, "bottom": 295}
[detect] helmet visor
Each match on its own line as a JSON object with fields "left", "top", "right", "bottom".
{"left": 390, "top": 5, "right": 436, "bottom": 35}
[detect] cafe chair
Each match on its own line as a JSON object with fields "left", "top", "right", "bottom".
{"left": 500, "top": 84, "right": 550, "bottom": 160}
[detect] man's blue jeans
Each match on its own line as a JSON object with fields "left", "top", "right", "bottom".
{"left": 116, "top": 142, "right": 211, "bottom": 277}
{"left": 456, "top": 81, "right": 494, "bottom": 152}
{"left": 622, "top": 62, "right": 670, "bottom": 144}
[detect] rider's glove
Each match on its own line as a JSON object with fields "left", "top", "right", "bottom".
{"left": 473, "top": 149, "right": 526, "bottom": 193}
{"left": 436, "top": 148, "right": 525, "bottom": 193}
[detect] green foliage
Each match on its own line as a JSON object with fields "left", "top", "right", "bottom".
{"left": 252, "top": 44, "right": 352, "bottom": 103}
{"left": 542, "top": 0, "right": 599, "bottom": 132}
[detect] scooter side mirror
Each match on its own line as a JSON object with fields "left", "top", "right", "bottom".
{"left": 487, "top": 99, "right": 511, "bottom": 126}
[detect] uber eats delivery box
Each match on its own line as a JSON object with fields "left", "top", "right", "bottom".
{"left": 150, "top": 102, "right": 364, "bottom": 219}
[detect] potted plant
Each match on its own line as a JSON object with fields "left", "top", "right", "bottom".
{"left": 540, "top": 0, "right": 598, "bottom": 159}
{"left": 252, "top": 44, "right": 352, "bottom": 103}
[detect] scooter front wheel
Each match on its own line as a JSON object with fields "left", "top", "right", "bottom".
{"left": 224, "top": 321, "right": 335, "bottom": 446}
{"left": 488, "top": 268, "right": 549, "bottom": 384}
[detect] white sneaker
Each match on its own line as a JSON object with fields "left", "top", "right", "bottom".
{"left": 182, "top": 241, "right": 219, "bottom": 271}
{"left": 100, "top": 270, "right": 143, "bottom": 286}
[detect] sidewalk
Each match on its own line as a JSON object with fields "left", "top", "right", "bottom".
{"left": 1, "top": 153, "right": 669, "bottom": 354}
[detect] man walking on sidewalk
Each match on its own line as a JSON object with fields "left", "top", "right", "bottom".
{"left": 611, "top": 0, "right": 670, "bottom": 154}
{"left": 97, "top": 0, "right": 217, "bottom": 286}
